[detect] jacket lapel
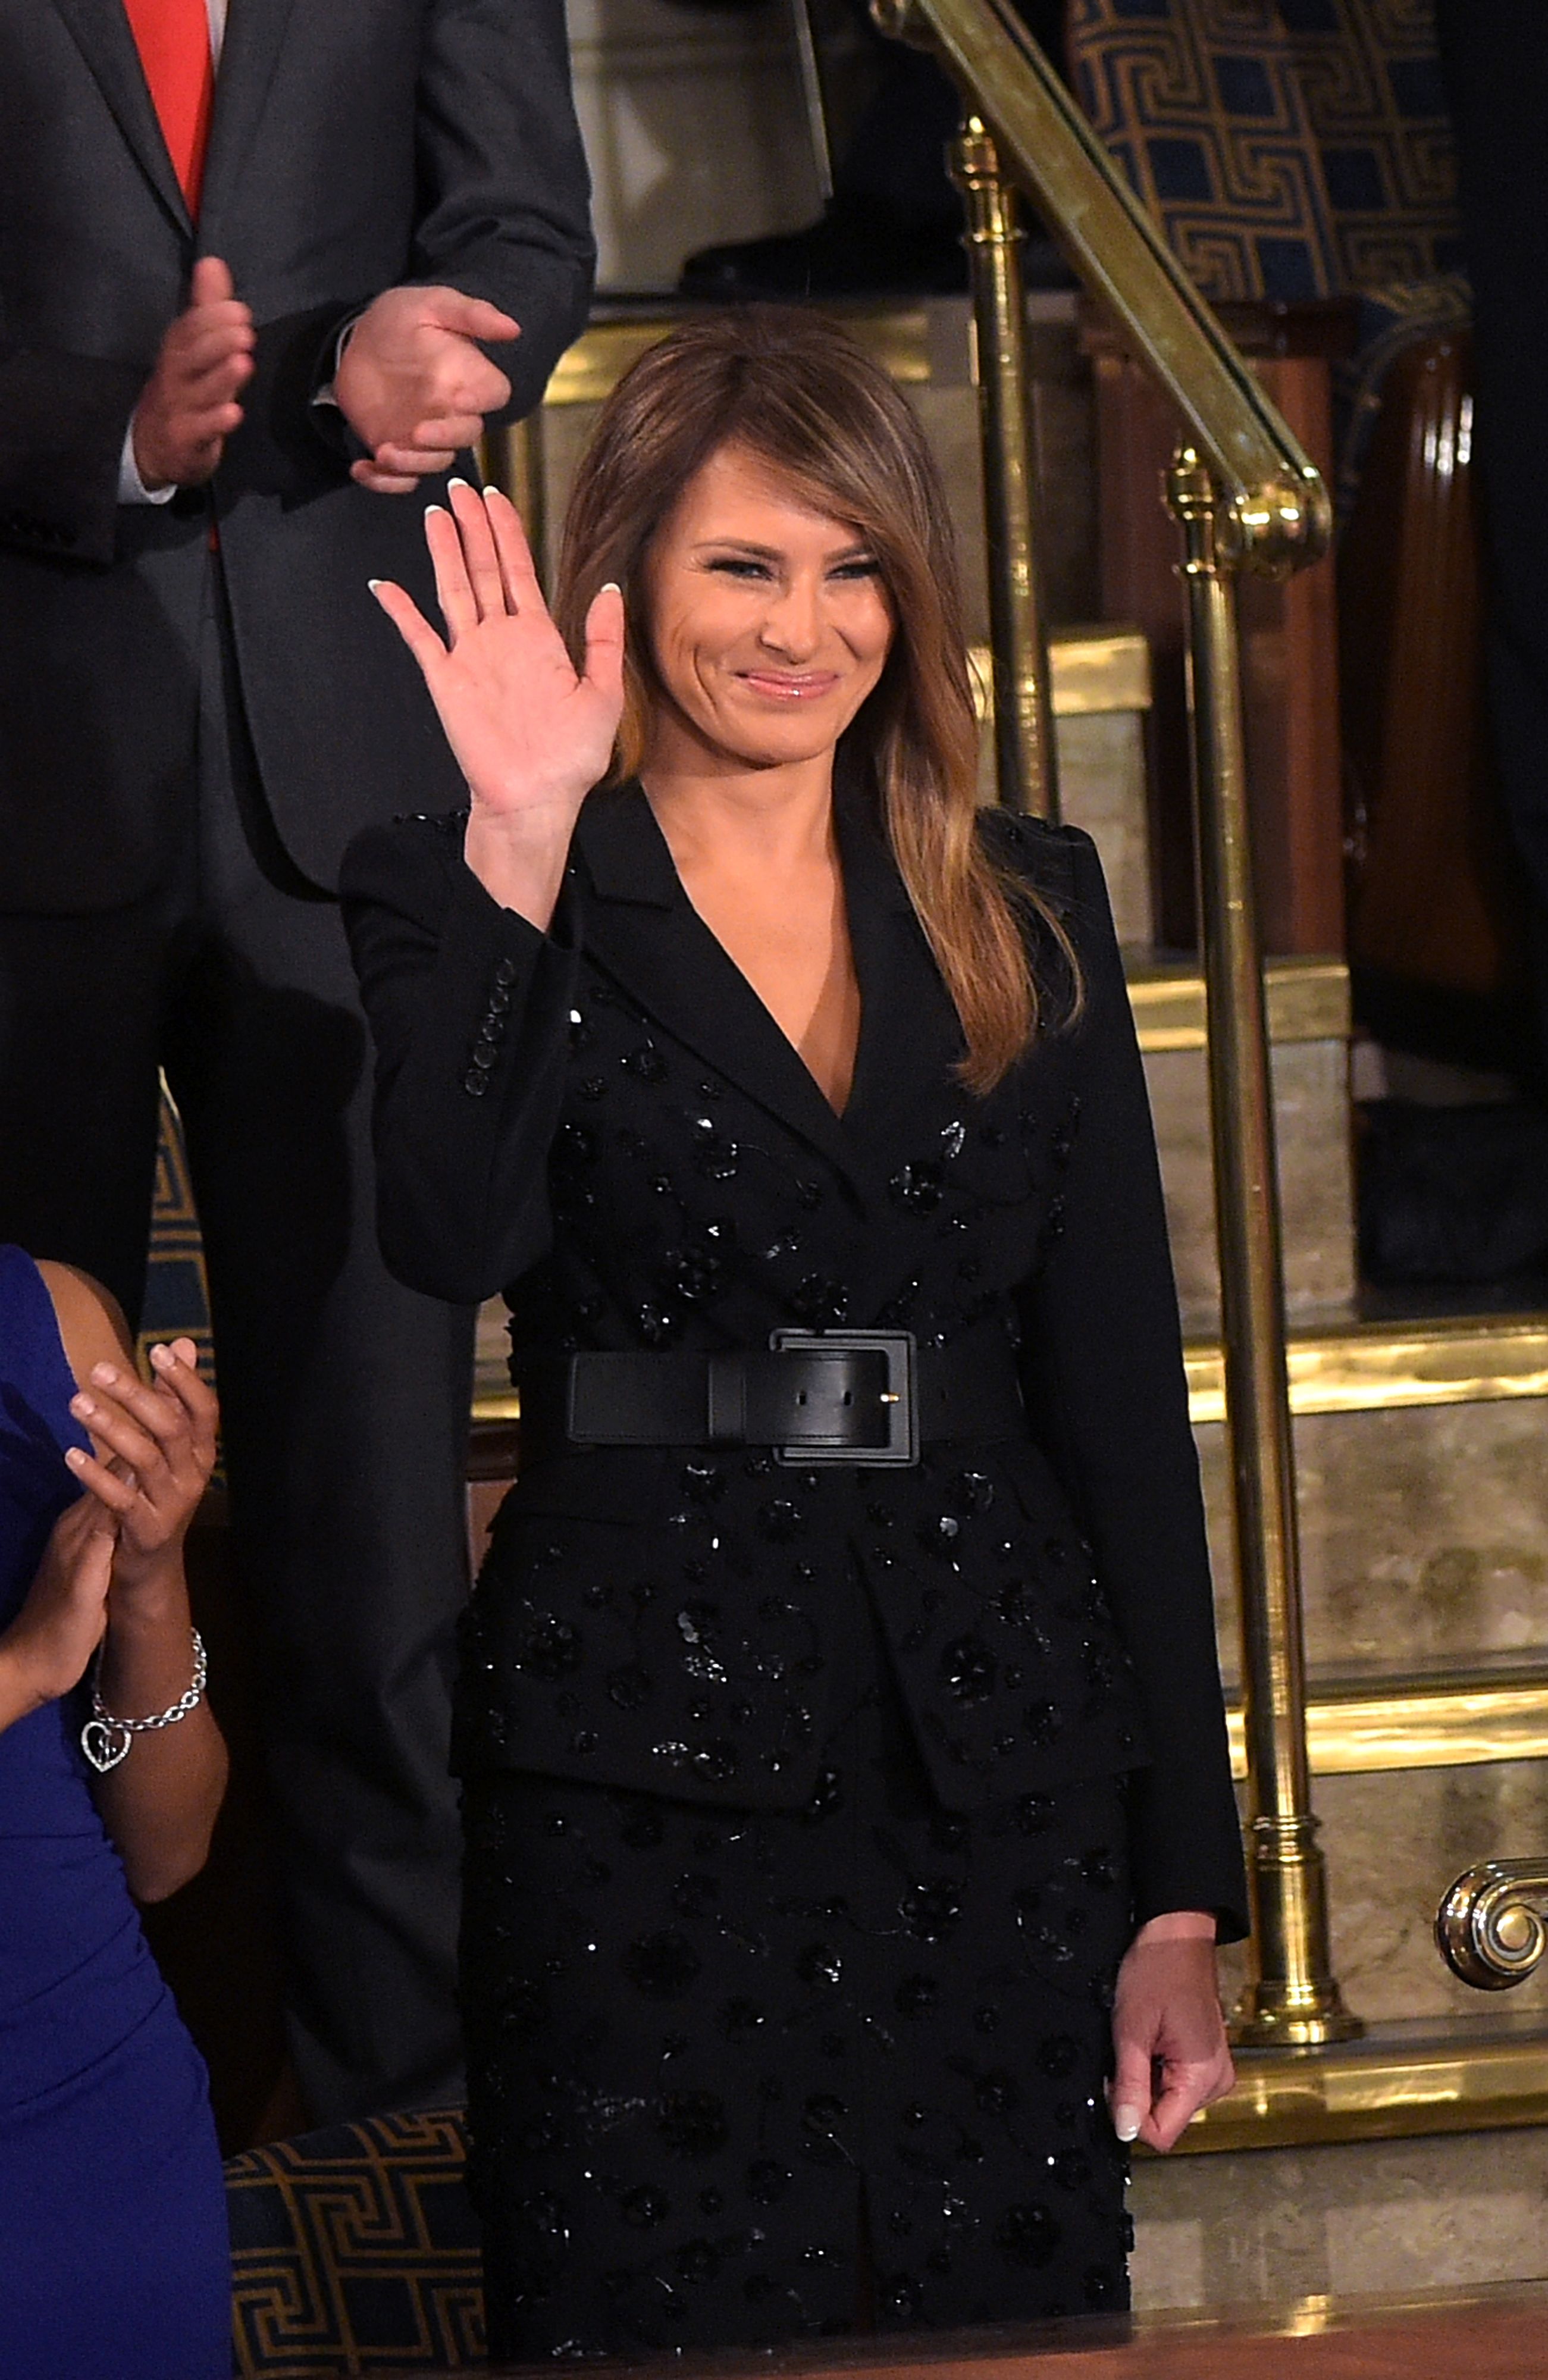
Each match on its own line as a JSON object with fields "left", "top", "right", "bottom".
{"left": 198, "top": 0, "right": 300, "bottom": 240}
{"left": 573, "top": 787, "right": 865, "bottom": 1194}
{"left": 51, "top": 0, "right": 192, "bottom": 236}
{"left": 830, "top": 780, "right": 969, "bottom": 1164}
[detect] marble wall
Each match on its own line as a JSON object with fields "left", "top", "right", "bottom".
{"left": 1148, "top": 1037, "right": 1357, "bottom": 1333}
{"left": 1202, "top": 1397, "right": 1548, "bottom": 2035}
{"left": 1201, "top": 1398, "right": 1548, "bottom": 1681}
{"left": 1132, "top": 2124, "right": 1548, "bottom": 2309}
{"left": 1060, "top": 711, "right": 1153, "bottom": 949}
{"left": 568, "top": 0, "right": 823, "bottom": 290}
{"left": 1215, "top": 1764, "right": 1548, "bottom": 2028}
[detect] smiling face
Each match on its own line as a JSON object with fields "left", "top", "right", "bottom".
{"left": 638, "top": 443, "right": 896, "bottom": 781}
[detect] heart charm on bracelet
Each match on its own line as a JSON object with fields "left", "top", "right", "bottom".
{"left": 80, "top": 1717, "right": 132, "bottom": 1774}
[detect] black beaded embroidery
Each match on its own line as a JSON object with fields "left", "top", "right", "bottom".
{"left": 463, "top": 1621, "right": 1132, "bottom": 2360}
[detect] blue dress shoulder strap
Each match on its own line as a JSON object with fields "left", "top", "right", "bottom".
{"left": 0, "top": 1245, "right": 87, "bottom": 1459}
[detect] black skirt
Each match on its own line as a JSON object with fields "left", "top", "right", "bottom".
{"left": 460, "top": 1571, "right": 1134, "bottom": 2358}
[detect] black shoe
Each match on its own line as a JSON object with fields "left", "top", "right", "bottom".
{"left": 678, "top": 199, "right": 969, "bottom": 300}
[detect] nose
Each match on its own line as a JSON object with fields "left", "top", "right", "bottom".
{"left": 757, "top": 569, "right": 823, "bottom": 660}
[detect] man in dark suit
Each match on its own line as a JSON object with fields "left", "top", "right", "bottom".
{"left": 0, "top": 0, "right": 594, "bottom": 2121}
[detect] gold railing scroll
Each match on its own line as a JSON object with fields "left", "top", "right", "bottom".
{"left": 1439, "top": 1862, "right": 1548, "bottom": 1991}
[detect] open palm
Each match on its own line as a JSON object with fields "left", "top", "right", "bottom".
{"left": 371, "top": 480, "right": 625, "bottom": 822}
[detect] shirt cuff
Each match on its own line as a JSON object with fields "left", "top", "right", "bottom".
{"left": 313, "top": 314, "right": 363, "bottom": 411}
{"left": 117, "top": 421, "right": 177, "bottom": 506}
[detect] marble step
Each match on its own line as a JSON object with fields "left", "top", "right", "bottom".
{"left": 1190, "top": 1318, "right": 1548, "bottom": 2085}
{"left": 1196, "top": 1315, "right": 1548, "bottom": 1684}
{"left": 1133, "top": 2111, "right": 1548, "bottom": 2312}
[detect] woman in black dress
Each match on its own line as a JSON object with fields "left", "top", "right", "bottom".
{"left": 342, "top": 309, "right": 1245, "bottom": 2357}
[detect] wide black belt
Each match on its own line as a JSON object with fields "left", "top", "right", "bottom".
{"left": 517, "top": 1327, "right": 1025, "bottom": 1469}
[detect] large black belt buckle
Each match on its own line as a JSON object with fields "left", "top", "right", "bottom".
{"left": 768, "top": 1329, "right": 919, "bottom": 1468}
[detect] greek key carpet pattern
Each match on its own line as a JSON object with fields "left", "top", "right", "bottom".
{"left": 142, "top": 1088, "right": 215, "bottom": 1381}
{"left": 1068, "top": 0, "right": 1461, "bottom": 303}
{"left": 227, "top": 2110, "right": 485, "bottom": 2376}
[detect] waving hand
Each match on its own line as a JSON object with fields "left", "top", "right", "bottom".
{"left": 371, "top": 481, "right": 623, "bottom": 927}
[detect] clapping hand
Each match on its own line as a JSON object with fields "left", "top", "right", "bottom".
{"left": 131, "top": 256, "right": 254, "bottom": 490}
{"left": 0, "top": 1343, "right": 215, "bottom": 1724}
{"left": 64, "top": 1341, "right": 217, "bottom": 1598}
{"left": 337, "top": 287, "right": 521, "bottom": 493}
{"left": 370, "top": 480, "right": 625, "bottom": 925}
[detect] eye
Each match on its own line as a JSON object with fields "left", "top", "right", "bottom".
{"left": 831, "top": 556, "right": 882, "bottom": 582}
{"left": 705, "top": 555, "right": 774, "bottom": 581}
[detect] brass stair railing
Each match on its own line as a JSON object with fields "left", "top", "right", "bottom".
{"left": 879, "top": 0, "right": 1356, "bottom": 2044}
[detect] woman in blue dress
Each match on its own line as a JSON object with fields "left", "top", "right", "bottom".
{"left": 0, "top": 1245, "right": 231, "bottom": 2377}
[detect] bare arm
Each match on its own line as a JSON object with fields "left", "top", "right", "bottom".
{"left": 39, "top": 1267, "right": 227, "bottom": 1902}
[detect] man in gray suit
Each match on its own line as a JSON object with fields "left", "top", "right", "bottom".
{"left": 0, "top": 0, "right": 594, "bottom": 2122}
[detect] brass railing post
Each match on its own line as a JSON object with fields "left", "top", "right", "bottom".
{"left": 948, "top": 115, "right": 1058, "bottom": 818}
{"left": 1167, "top": 446, "right": 1360, "bottom": 2049}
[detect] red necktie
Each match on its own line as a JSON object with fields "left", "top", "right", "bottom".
{"left": 123, "top": 0, "right": 214, "bottom": 212}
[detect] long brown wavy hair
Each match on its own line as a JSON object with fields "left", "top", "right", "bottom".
{"left": 553, "top": 308, "right": 1077, "bottom": 1091}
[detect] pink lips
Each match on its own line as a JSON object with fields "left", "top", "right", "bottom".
{"left": 738, "top": 671, "right": 840, "bottom": 701}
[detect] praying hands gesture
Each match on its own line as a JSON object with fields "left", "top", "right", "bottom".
{"left": 370, "top": 480, "right": 625, "bottom": 928}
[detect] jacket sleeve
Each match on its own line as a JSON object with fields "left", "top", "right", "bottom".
{"left": 0, "top": 337, "right": 146, "bottom": 566}
{"left": 340, "top": 815, "right": 582, "bottom": 1302}
{"left": 403, "top": 0, "right": 595, "bottom": 423}
{"left": 1014, "top": 824, "right": 1248, "bottom": 1941}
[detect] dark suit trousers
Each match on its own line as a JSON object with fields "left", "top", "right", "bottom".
{"left": 1439, "top": 0, "right": 1548, "bottom": 1064}
{"left": 0, "top": 562, "right": 472, "bottom": 2122}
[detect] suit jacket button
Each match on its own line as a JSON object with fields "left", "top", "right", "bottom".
{"left": 494, "top": 957, "right": 518, "bottom": 989}
{"left": 463, "top": 1068, "right": 490, "bottom": 1097}
{"left": 473, "top": 1034, "right": 499, "bottom": 1065}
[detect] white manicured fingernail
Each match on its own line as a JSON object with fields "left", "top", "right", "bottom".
{"left": 1113, "top": 2108, "right": 1141, "bottom": 2143}
{"left": 447, "top": 476, "right": 472, "bottom": 492}
{"left": 601, "top": 581, "right": 621, "bottom": 595}
{"left": 367, "top": 578, "right": 383, "bottom": 592}
{"left": 482, "top": 484, "right": 504, "bottom": 500}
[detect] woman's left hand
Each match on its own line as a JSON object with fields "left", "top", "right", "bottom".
{"left": 1108, "top": 1912, "right": 1234, "bottom": 2152}
{"left": 65, "top": 1339, "right": 218, "bottom": 1598}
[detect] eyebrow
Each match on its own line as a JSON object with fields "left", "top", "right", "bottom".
{"left": 691, "top": 537, "right": 877, "bottom": 562}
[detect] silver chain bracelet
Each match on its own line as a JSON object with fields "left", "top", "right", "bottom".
{"left": 80, "top": 1628, "right": 208, "bottom": 1775}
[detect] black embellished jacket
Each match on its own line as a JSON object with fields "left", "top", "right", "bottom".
{"left": 341, "top": 784, "right": 1248, "bottom": 1937}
